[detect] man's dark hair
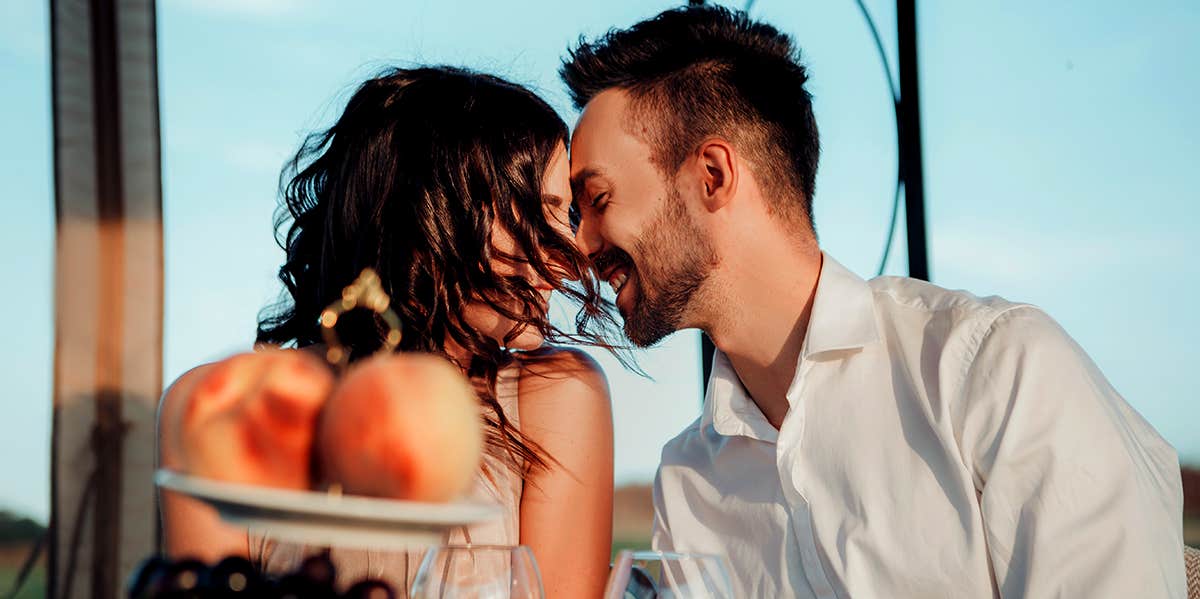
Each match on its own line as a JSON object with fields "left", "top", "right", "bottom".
{"left": 561, "top": 5, "right": 820, "bottom": 228}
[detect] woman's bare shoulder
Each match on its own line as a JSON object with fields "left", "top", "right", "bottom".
{"left": 514, "top": 345, "right": 607, "bottom": 394}
{"left": 513, "top": 346, "right": 611, "bottom": 444}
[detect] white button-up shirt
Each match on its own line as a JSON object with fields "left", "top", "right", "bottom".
{"left": 652, "top": 254, "right": 1185, "bottom": 598}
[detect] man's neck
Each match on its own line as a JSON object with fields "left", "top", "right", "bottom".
{"left": 705, "top": 232, "right": 822, "bottom": 430}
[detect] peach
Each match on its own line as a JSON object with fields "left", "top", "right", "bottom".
{"left": 317, "top": 353, "right": 483, "bottom": 502}
{"left": 169, "top": 349, "right": 335, "bottom": 489}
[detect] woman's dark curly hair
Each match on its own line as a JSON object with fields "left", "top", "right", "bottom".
{"left": 256, "top": 66, "right": 621, "bottom": 476}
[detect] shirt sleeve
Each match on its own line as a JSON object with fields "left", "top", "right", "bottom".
{"left": 650, "top": 465, "right": 676, "bottom": 552}
{"left": 956, "top": 305, "right": 1185, "bottom": 598}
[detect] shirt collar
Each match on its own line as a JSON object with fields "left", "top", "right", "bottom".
{"left": 802, "top": 253, "right": 880, "bottom": 359}
{"left": 700, "top": 252, "right": 880, "bottom": 441}
{"left": 702, "top": 349, "right": 780, "bottom": 442}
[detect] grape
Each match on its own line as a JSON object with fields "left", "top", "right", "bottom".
{"left": 297, "top": 553, "right": 337, "bottom": 588}
{"left": 272, "top": 573, "right": 337, "bottom": 599}
{"left": 343, "top": 579, "right": 397, "bottom": 599}
{"left": 127, "top": 556, "right": 171, "bottom": 599}
{"left": 129, "top": 553, "right": 381, "bottom": 598}
{"left": 161, "top": 559, "right": 210, "bottom": 598}
{"left": 209, "top": 556, "right": 262, "bottom": 596}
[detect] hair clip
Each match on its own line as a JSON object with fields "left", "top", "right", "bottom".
{"left": 319, "top": 268, "right": 403, "bottom": 371}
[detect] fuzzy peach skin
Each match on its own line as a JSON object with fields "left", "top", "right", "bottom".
{"left": 317, "top": 353, "right": 483, "bottom": 502}
{"left": 166, "top": 349, "right": 335, "bottom": 489}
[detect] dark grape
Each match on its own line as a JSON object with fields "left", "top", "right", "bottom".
{"left": 343, "top": 579, "right": 396, "bottom": 599}
{"left": 127, "top": 555, "right": 171, "bottom": 598}
{"left": 209, "top": 556, "right": 262, "bottom": 596}
{"left": 161, "top": 558, "right": 210, "bottom": 598}
{"left": 272, "top": 573, "right": 336, "bottom": 599}
{"left": 130, "top": 553, "right": 382, "bottom": 598}
{"left": 297, "top": 553, "right": 337, "bottom": 588}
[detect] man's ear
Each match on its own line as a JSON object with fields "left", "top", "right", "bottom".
{"left": 696, "top": 138, "right": 737, "bottom": 212}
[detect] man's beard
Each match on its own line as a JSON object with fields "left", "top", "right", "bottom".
{"left": 622, "top": 188, "right": 715, "bottom": 348}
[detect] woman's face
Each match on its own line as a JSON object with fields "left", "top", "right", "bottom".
{"left": 462, "top": 142, "right": 574, "bottom": 350}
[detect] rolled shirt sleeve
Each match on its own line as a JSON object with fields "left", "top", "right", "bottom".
{"left": 957, "top": 306, "right": 1185, "bottom": 598}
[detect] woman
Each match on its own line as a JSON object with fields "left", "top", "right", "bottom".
{"left": 158, "top": 66, "right": 620, "bottom": 597}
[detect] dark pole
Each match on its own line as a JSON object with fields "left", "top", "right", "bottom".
{"left": 897, "top": 0, "right": 930, "bottom": 280}
{"left": 88, "top": 0, "right": 126, "bottom": 594}
{"left": 692, "top": 0, "right": 715, "bottom": 401}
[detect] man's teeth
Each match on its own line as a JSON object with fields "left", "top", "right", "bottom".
{"left": 609, "top": 271, "right": 629, "bottom": 294}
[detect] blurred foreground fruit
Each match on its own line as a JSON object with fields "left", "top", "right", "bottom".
{"left": 343, "top": 579, "right": 396, "bottom": 599}
{"left": 129, "top": 555, "right": 402, "bottom": 598}
{"left": 318, "top": 353, "right": 483, "bottom": 502}
{"left": 174, "top": 350, "right": 334, "bottom": 489}
{"left": 209, "top": 556, "right": 263, "bottom": 596}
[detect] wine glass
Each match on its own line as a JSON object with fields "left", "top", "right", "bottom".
{"left": 410, "top": 545, "right": 544, "bottom": 599}
{"left": 604, "top": 551, "right": 735, "bottom": 599}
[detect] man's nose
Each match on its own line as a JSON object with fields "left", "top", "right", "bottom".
{"left": 573, "top": 214, "right": 604, "bottom": 259}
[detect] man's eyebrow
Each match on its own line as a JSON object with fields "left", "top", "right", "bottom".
{"left": 569, "top": 167, "right": 606, "bottom": 201}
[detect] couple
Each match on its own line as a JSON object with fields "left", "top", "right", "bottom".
{"left": 158, "top": 6, "right": 1186, "bottom": 598}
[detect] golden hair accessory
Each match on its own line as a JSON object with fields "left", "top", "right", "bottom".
{"left": 319, "top": 268, "right": 403, "bottom": 371}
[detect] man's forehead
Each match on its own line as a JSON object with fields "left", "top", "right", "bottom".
{"left": 569, "top": 165, "right": 607, "bottom": 197}
{"left": 581, "top": 88, "right": 631, "bottom": 119}
{"left": 567, "top": 121, "right": 610, "bottom": 185}
{"left": 571, "top": 90, "right": 633, "bottom": 146}
{"left": 569, "top": 90, "right": 637, "bottom": 176}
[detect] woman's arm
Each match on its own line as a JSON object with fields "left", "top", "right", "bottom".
{"left": 517, "top": 348, "right": 614, "bottom": 599}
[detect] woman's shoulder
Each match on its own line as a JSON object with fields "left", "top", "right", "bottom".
{"left": 512, "top": 345, "right": 610, "bottom": 408}
{"left": 514, "top": 345, "right": 606, "bottom": 383}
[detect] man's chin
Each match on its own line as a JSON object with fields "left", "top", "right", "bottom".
{"left": 623, "top": 309, "right": 677, "bottom": 348}
{"left": 624, "top": 327, "right": 671, "bottom": 348}
{"left": 615, "top": 302, "right": 632, "bottom": 323}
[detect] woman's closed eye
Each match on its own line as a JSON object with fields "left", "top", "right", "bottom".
{"left": 542, "top": 195, "right": 573, "bottom": 230}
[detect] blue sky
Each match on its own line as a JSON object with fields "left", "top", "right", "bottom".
{"left": 1, "top": 0, "right": 1197, "bottom": 522}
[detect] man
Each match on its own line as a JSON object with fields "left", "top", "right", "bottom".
{"left": 562, "top": 6, "right": 1185, "bottom": 597}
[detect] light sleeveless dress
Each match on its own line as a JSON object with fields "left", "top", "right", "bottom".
{"left": 248, "top": 364, "right": 525, "bottom": 594}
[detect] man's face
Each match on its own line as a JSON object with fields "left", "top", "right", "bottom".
{"left": 570, "top": 90, "right": 715, "bottom": 347}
